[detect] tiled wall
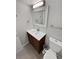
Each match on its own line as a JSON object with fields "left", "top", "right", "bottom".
{"left": 46, "top": 0, "right": 62, "bottom": 41}
{"left": 16, "top": 0, "right": 33, "bottom": 45}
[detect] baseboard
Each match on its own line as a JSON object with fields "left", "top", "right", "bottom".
{"left": 16, "top": 47, "right": 23, "bottom": 54}
{"left": 16, "top": 41, "right": 29, "bottom": 54}
{"left": 23, "top": 41, "right": 29, "bottom": 47}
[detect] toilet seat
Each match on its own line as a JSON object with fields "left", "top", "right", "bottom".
{"left": 43, "top": 49, "right": 57, "bottom": 59}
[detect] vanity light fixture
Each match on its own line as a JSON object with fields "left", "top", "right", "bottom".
{"left": 33, "top": 0, "right": 45, "bottom": 9}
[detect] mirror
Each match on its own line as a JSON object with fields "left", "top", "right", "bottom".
{"left": 32, "top": 5, "right": 48, "bottom": 28}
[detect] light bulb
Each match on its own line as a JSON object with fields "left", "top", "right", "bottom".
{"left": 33, "top": 1, "right": 44, "bottom": 8}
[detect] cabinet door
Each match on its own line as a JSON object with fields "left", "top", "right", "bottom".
{"left": 27, "top": 32, "right": 46, "bottom": 53}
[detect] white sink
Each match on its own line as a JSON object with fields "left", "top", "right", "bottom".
{"left": 27, "top": 29, "right": 46, "bottom": 41}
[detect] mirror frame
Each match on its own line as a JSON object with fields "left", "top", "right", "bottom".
{"left": 32, "top": 5, "right": 48, "bottom": 28}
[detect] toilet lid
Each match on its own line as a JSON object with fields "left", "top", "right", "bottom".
{"left": 43, "top": 49, "right": 57, "bottom": 59}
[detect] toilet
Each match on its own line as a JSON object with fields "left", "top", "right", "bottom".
{"left": 43, "top": 37, "right": 62, "bottom": 59}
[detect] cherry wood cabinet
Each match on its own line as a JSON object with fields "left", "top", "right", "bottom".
{"left": 27, "top": 32, "right": 46, "bottom": 53}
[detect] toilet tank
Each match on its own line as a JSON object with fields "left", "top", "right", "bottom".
{"left": 49, "top": 37, "right": 62, "bottom": 53}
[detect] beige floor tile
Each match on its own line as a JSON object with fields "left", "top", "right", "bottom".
{"left": 16, "top": 44, "right": 43, "bottom": 59}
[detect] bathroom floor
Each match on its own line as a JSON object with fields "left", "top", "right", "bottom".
{"left": 16, "top": 43, "right": 43, "bottom": 59}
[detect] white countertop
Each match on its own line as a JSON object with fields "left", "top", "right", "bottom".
{"left": 27, "top": 29, "right": 46, "bottom": 41}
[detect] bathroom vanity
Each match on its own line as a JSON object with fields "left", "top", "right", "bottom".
{"left": 27, "top": 29, "right": 46, "bottom": 53}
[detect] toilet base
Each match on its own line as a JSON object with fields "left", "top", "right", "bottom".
{"left": 43, "top": 49, "right": 57, "bottom": 59}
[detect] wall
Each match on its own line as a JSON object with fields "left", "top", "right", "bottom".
{"left": 16, "top": 0, "right": 62, "bottom": 46}
{"left": 16, "top": 35, "right": 23, "bottom": 53}
{"left": 46, "top": 0, "right": 62, "bottom": 41}
{"left": 16, "top": 0, "right": 33, "bottom": 46}
{"left": 16, "top": 0, "right": 40, "bottom": 5}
